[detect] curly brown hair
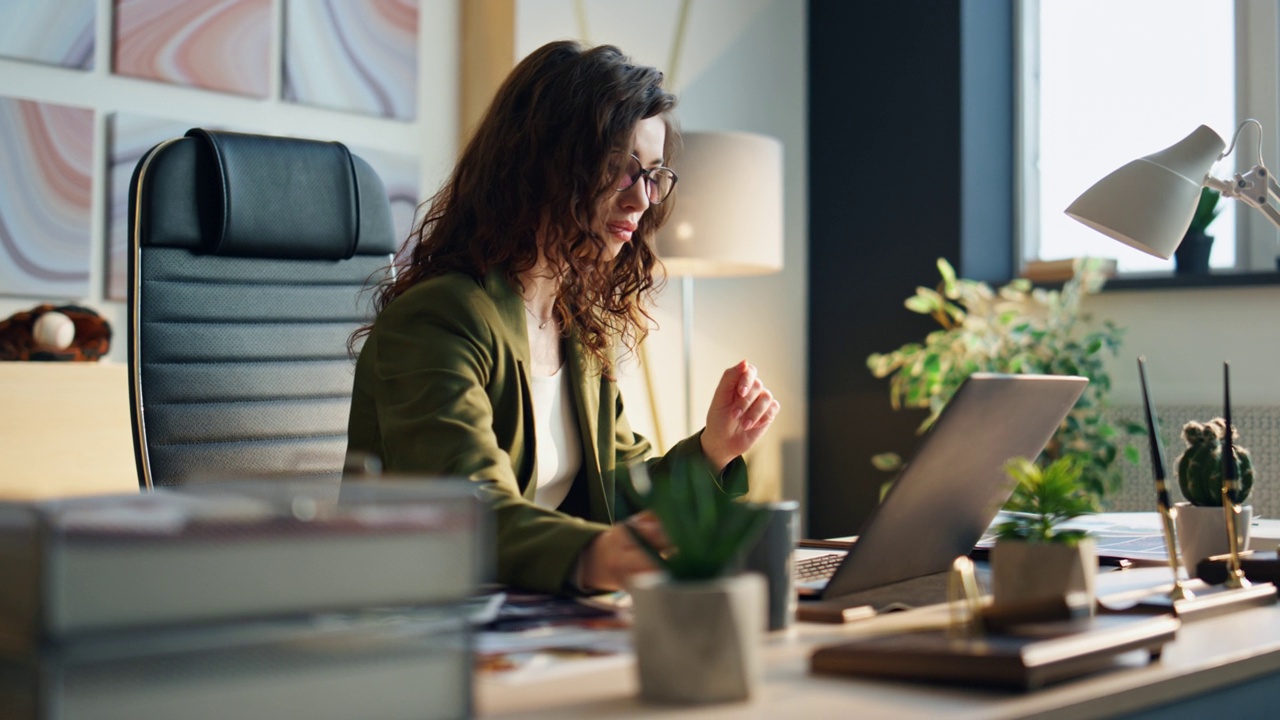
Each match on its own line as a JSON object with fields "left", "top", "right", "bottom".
{"left": 352, "top": 41, "right": 678, "bottom": 376}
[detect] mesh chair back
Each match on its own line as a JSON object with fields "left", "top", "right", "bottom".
{"left": 126, "top": 129, "right": 397, "bottom": 489}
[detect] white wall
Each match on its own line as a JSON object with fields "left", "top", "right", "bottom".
{"left": 515, "top": 0, "right": 809, "bottom": 509}
{"left": 0, "top": 0, "right": 460, "bottom": 362}
{"left": 1091, "top": 285, "right": 1280, "bottom": 406}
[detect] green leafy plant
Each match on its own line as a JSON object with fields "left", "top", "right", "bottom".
{"left": 866, "top": 257, "right": 1143, "bottom": 504}
{"left": 1176, "top": 418, "right": 1254, "bottom": 506}
{"left": 627, "top": 457, "right": 768, "bottom": 581}
{"left": 1188, "top": 187, "right": 1222, "bottom": 236}
{"left": 994, "top": 457, "right": 1098, "bottom": 545}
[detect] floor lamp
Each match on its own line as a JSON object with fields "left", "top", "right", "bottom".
{"left": 653, "top": 131, "right": 785, "bottom": 438}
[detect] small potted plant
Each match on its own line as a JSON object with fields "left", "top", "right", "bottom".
{"left": 626, "top": 456, "right": 769, "bottom": 705}
{"left": 990, "top": 456, "right": 1099, "bottom": 610}
{"left": 1174, "top": 417, "right": 1255, "bottom": 575}
{"left": 1174, "top": 187, "right": 1221, "bottom": 275}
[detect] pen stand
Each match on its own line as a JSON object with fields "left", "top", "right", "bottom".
{"left": 1199, "top": 550, "right": 1280, "bottom": 587}
{"left": 1107, "top": 580, "right": 1278, "bottom": 623}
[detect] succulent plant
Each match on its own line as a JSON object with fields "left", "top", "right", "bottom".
{"left": 994, "top": 456, "right": 1098, "bottom": 545}
{"left": 627, "top": 456, "right": 768, "bottom": 582}
{"left": 1176, "top": 418, "right": 1254, "bottom": 507}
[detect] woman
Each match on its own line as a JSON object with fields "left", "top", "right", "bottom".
{"left": 346, "top": 41, "right": 779, "bottom": 594}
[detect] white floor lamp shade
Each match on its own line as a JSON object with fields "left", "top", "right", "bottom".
{"left": 656, "top": 131, "right": 785, "bottom": 276}
{"left": 652, "top": 131, "right": 785, "bottom": 436}
{"left": 1065, "top": 125, "right": 1226, "bottom": 260}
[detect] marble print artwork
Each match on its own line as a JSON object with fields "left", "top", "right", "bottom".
{"left": 0, "top": 98, "right": 94, "bottom": 299}
{"left": 105, "top": 114, "right": 194, "bottom": 301}
{"left": 0, "top": 0, "right": 95, "bottom": 69}
{"left": 283, "top": 0, "right": 418, "bottom": 120}
{"left": 113, "top": 0, "right": 272, "bottom": 97}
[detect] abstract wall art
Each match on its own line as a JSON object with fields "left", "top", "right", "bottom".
{"left": 113, "top": 0, "right": 272, "bottom": 97}
{"left": 0, "top": 0, "right": 95, "bottom": 69}
{"left": 0, "top": 97, "right": 94, "bottom": 299}
{"left": 283, "top": 0, "right": 419, "bottom": 120}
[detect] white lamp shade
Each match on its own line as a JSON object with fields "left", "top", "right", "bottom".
{"left": 1065, "top": 125, "right": 1225, "bottom": 260}
{"left": 655, "top": 131, "right": 784, "bottom": 276}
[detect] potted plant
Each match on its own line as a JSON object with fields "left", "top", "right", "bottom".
{"left": 626, "top": 456, "right": 769, "bottom": 704}
{"left": 866, "top": 257, "right": 1142, "bottom": 507}
{"left": 1174, "top": 187, "right": 1221, "bottom": 275}
{"left": 990, "top": 456, "right": 1099, "bottom": 610}
{"left": 1174, "top": 417, "right": 1255, "bottom": 575}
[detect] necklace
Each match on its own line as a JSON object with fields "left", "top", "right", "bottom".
{"left": 523, "top": 303, "right": 553, "bottom": 330}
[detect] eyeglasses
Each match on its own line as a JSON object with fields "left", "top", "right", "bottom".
{"left": 612, "top": 152, "right": 678, "bottom": 205}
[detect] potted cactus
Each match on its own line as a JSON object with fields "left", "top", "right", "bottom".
{"left": 1174, "top": 418, "right": 1255, "bottom": 575}
{"left": 626, "top": 456, "right": 769, "bottom": 705}
{"left": 990, "top": 456, "right": 1099, "bottom": 611}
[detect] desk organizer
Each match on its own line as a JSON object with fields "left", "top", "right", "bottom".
{"left": 810, "top": 614, "right": 1179, "bottom": 691}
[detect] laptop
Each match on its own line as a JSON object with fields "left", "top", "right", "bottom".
{"left": 797, "top": 373, "right": 1088, "bottom": 607}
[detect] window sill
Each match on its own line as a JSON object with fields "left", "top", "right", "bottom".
{"left": 1102, "top": 270, "right": 1280, "bottom": 292}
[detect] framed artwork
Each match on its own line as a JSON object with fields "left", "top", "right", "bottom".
{"left": 283, "top": 0, "right": 418, "bottom": 120}
{"left": 0, "top": 97, "right": 94, "bottom": 299}
{"left": 113, "top": 0, "right": 272, "bottom": 97}
{"left": 0, "top": 0, "right": 95, "bottom": 69}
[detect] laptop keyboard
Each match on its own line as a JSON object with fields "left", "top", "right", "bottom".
{"left": 795, "top": 552, "right": 843, "bottom": 583}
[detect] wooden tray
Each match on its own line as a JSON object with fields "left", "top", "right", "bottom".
{"left": 810, "top": 614, "right": 1179, "bottom": 690}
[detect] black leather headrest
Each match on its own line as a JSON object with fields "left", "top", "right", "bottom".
{"left": 132, "top": 129, "right": 398, "bottom": 259}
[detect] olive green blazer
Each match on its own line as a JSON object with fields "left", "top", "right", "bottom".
{"left": 346, "top": 267, "right": 747, "bottom": 593}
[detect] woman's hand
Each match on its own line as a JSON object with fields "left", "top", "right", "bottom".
{"left": 700, "top": 360, "right": 780, "bottom": 473}
{"left": 580, "top": 510, "right": 669, "bottom": 591}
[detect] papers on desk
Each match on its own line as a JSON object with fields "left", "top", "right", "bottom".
{"left": 474, "top": 593, "right": 634, "bottom": 685}
{"left": 978, "top": 512, "right": 1172, "bottom": 565}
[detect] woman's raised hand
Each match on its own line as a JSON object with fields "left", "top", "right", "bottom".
{"left": 700, "top": 360, "right": 780, "bottom": 473}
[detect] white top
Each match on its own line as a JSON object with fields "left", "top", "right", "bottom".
{"left": 529, "top": 364, "right": 582, "bottom": 509}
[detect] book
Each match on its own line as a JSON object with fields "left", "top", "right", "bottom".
{"left": 1021, "top": 257, "right": 1118, "bottom": 283}
{"left": 0, "top": 606, "right": 473, "bottom": 720}
{"left": 810, "top": 614, "right": 1179, "bottom": 690}
{"left": 0, "top": 480, "right": 487, "bottom": 654}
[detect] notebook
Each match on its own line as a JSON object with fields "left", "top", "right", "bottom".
{"left": 798, "top": 373, "right": 1088, "bottom": 607}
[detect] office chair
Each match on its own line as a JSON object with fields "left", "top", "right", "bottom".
{"left": 126, "top": 129, "right": 398, "bottom": 489}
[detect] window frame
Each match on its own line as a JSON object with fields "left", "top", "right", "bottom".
{"left": 1015, "top": 0, "right": 1280, "bottom": 276}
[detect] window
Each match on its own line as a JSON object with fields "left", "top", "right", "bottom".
{"left": 1019, "top": 0, "right": 1280, "bottom": 275}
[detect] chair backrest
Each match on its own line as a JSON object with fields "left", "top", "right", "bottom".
{"left": 126, "top": 129, "right": 397, "bottom": 490}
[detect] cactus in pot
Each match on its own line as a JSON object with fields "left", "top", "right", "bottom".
{"left": 1177, "top": 418, "right": 1253, "bottom": 507}
{"left": 1173, "top": 417, "right": 1256, "bottom": 576}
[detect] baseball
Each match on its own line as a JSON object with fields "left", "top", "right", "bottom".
{"left": 33, "top": 311, "right": 75, "bottom": 350}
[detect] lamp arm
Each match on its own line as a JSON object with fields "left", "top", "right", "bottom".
{"left": 1207, "top": 168, "right": 1280, "bottom": 232}
{"left": 1206, "top": 118, "right": 1280, "bottom": 231}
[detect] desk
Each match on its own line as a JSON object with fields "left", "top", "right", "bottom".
{"left": 0, "top": 362, "right": 138, "bottom": 499}
{"left": 477, "top": 568, "right": 1280, "bottom": 719}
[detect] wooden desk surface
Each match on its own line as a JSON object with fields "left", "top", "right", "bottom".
{"left": 0, "top": 362, "right": 139, "bottom": 499}
{"left": 477, "top": 569, "right": 1280, "bottom": 719}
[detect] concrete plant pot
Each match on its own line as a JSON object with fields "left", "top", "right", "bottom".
{"left": 990, "top": 537, "right": 1097, "bottom": 612}
{"left": 628, "top": 571, "right": 766, "bottom": 705}
{"left": 1175, "top": 502, "right": 1252, "bottom": 577}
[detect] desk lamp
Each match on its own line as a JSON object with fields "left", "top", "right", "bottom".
{"left": 1066, "top": 120, "right": 1280, "bottom": 259}
{"left": 653, "top": 131, "right": 784, "bottom": 435}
